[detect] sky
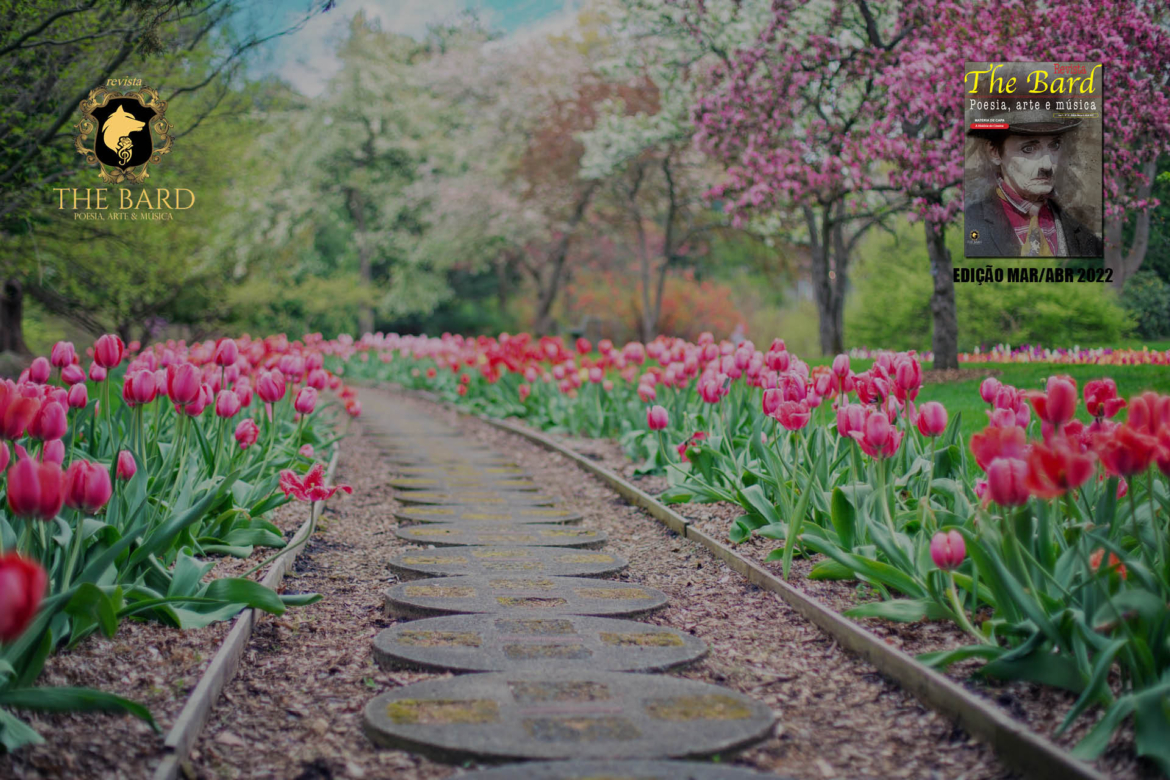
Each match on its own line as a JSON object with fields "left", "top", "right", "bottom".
{"left": 246, "top": 0, "right": 580, "bottom": 97}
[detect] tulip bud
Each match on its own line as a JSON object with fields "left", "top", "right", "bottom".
{"left": 93, "top": 334, "right": 125, "bottom": 369}
{"left": 916, "top": 401, "right": 948, "bottom": 437}
{"left": 116, "top": 450, "right": 136, "bottom": 480}
{"left": 294, "top": 387, "right": 318, "bottom": 415}
{"left": 929, "top": 530, "right": 966, "bottom": 571}
{"left": 42, "top": 440, "right": 64, "bottom": 466}
{"left": 7, "top": 457, "right": 65, "bottom": 520}
{"left": 213, "top": 338, "right": 239, "bottom": 367}
{"left": 166, "top": 363, "right": 201, "bottom": 404}
{"left": 0, "top": 553, "right": 48, "bottom": 642}
{"left": 647, "top": 405, "right": 669, "bottom": 431}
{"left": 215, "top": 389, "right": 242, "bottom": 419}
{"left": 64, "top": 459, "right": 112, "bottom": 514}
{"left": 831, "top": 354, "right": 850, "bottom": 377}
{"left": 50, "top": 341, "right": 76, "bottom": 369}
{"left": 979, "top": 377, "right": 1001, "bottom": 405}
{"left": 60, "top": 363, "right": 85, "bottom": 386}
{"left": 986, "top": 457, "right": 1030, "bottom": 506}
{"left": 62, "top": 383, "right": 87, "bottom": 412}
{"left": 235, "top": 418, "right": 260, "bottom": 449}
{"left": 88, "top": 362, "right": 107, "bottom": 382}
{"left": 28, "top": 401, "right": 67, "bottom": 441}
{"left": 28, "top": 357, "right": 51, "bottom": 384}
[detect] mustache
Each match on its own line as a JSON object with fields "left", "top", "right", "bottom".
{"left": 1032, "top": 168, "right": 1054, "bottom": 180}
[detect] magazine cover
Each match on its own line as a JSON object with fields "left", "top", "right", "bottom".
{"left": 964, "top": 61, "right": 1103, "bottom": 258}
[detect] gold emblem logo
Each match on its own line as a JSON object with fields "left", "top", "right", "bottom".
{"left": 73, "top": 86, "right": 172, "bottom": 184}
{"left": 969, "top": 230, "right": 980, "bottom": 240}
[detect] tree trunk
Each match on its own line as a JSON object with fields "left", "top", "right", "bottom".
{"left": 1104, "top": 156, "right": 1158, "bottom": 290}
{"left": 806, "top": 205, "right": 846, "bottom": 356}
{"left": 0, "top": 278, "right": 29, "bottom": 355}
{"left": 925, "top": 218, "right": 959, "bottom": 369}
{"left": 533, "top": 183, "right": 597, "bottom": 336}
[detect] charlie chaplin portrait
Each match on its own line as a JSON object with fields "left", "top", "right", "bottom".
{"left": 964, "top": 64, "right": 1103, "bottom": 258}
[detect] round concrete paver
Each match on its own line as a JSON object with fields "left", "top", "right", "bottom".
{"left": 383, "top": 575, "right": 667, "bottom": 618}
{"left": 395, "top": 490, "right": 558, "bottom": 507}
{"left": 395, "top": 523, "right": 606, "bottom": 549}
{"left": 389, "top": 476, "right": 540, "bottom": 492}
{"left": 362, "top": 669, "right": 775, "bottom": 762}
{"left": 384, "top": 454, "right": 520, "bottom": 468}
{"left": 395, "top": 506, "right": 583, "bottom": 526}
{"left": 462, "top": 760, "right": 787, "bottom": 779}
{"left": 395, "top": 465, "right": 528, "bottom": 477}
{"left": 388, "top": 546, "right": 626, "bottom": 580}
{"left": 373, "top": 614, "right": 707, "bottom": 673}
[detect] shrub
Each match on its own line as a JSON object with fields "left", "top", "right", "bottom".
{"left": 1121, "top": 270, "right": 1170, "bottom": 339}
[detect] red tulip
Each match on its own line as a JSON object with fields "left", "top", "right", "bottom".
{"left": 256, "top": 370, "right": 286, "bottom": 403}
{"left": 647, "top": 405, "right": 669, "bottom": 431}
{"left": 64, "top": 459, "right": 113, "bottom": 514}
{"left": 1026, "top": 377, "right": 1077, "bottom": 429}
{"left": 518, "top": 383, "right": 531, "bottom": 402}
{"left": 1084, "top": 379, "right": 1125, "bottom": 420}
{"left": 28, "top": 400, "right": 66, "bottom": 441}
{"left": 916, "top": 401, "right": 948, "bottom": 437}
{"left": 42, "top": 440, "right": 64, "bottom": 466}
{"left": 67, "top": 383, "right": 88, "bottom": 410}
{"left": 775, "top": 401, "right": 811, "bottom": 431}
{"left": 344, "top": 399, "right": 362, "bottom": 418}
{"left": 215, "top": 389, "right": 241, "bottom": 418}
{"left": 294, "top": 387, "right": 318, "bottom": 415}
{"left": 575, "top": 338, "right": 592, "bottom": 355}
{"left": 7, "top": 457, "right": 66, "bottom": 520}
{"left": 213, "top": 338, "right": 239, "bottom": 367}
{"left": 1126, "top": 391, "right": 1170, "bottom": 436}
{"left": 93, "top": 334, "right": 125, "bottom": 369}
{"left": 28, "top": 357, "right": 51, "bottom": 384}
{"left": 930, "top": 530, "right": 966, "bottom": 570}
{"left": 116, "top": 450, "right": 136, "bottom": 480}
{"left": 970, "top": 425, "right": 1027, "bottom": 471}
{"left": 50, "top": 341, "right": 76, "bottom": 369}
{"left": 1, "top": 394, "right": 39, "bottom": 440}
{"left": 0, "top": 553, "right": 48, "bottom": 642}
{"left": 1025, "top": 438, "right": 1095, "bottom": 499}
{"left": 234, "top": 418, "right": 260, "bottom": 449}
{"left": 986, "top": 457, "right": 1030, "bottom": 506}
{"left": 1094, "top": 425, "right": 1159, "bottom": 476}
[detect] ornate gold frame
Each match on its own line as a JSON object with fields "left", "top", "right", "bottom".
{"left": 73, "top": 86, "right": 173, "bottom": 184}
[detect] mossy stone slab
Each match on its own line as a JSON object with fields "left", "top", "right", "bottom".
{"left": 394, "top": 523, "right": 605, "bottom": 549}
{"left": 395, "top": 491, "right": 558, "bottom": 507}
{"left": 362, "top": 669, "right": 775, "bottom": 762}
{"left": 383, "top": 575, "right": 667, "bottom": 618}
{"left": 388, "top": 546, "right": 627, "bottom": 580}
{"left": 395, "top": 505, "right": 583, "bottom": 526}
{"left": 373, "top": 614, "right": 706, "bottom": 673}
{"left": 389, "top": 476, "right": 540, "bottom": 492}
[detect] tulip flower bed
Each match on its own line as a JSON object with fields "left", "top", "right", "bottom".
{"left": 340, "top": 332, "right": 1170, "bottom": 774}
{"left": 0, "top": 333, "right": 358, "bottom": 752}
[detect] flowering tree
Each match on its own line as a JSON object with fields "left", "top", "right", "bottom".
{"left": 685, "top": 0, "right": 904, "bottom": 356}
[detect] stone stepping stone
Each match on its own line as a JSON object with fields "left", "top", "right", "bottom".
{"left": 396, "top": 491, "right": 557, "bottom": 507}
{"left": 395, "top": 506, "right": 582, "bottom": 526}
{"left": 383, "top": 575, "right": 667, "bottom": 618}
{"left": 388, "top": 546, "right": 627, "bottom": 580}
{"left": 384, "top": 453, "right": 520, "bottom": 468}
{"left": 389, "top": 476, "right": 540, "bottom": 492}
{"left": 373, "top": 614, "right": 707, "bottom": 673}
{"left": 362, "top": 669, "right": 775, "bottom": 762}
{"left": 395, "top": 465, "right": 528, "bottom": 477}
{"left": 395, "top": 523, "right": 605, "bottom": 549}
{"left": 462, "top": 760, "right": 787, "bottom": 779}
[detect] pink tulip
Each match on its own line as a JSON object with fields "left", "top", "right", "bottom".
{"left": 93, "top": 334, "right": 125, "bottom": 369}
{"left": 256, "top": 370, "right": 286, "bottom": 403}
{"left": 306, "top": 369, "right": 328, "bottom": 390}
{"left": 50, "top": 341, "right": 76, "bottom": 369}
{"left": 213, "top": 338, "right": 239, "bottom": 367}
{"left": 762, "top": 388, "right": 782, "bottom": 417}
{"left": 916, "top": 401, "right": 948, "bottom": 437}
{"left": 60, "top": 364, "right": 86, "bottom": 385}
{"left": 294, "top": 387, "right": 318, "bottom": 415}
{"left": 166, "top": 363, "right": 201, "bottom": 405}
{"left": 28, "top": 401, "right": 67, "bottom": 441}
{"left": 775, "top": 401, "right": 811, "bottom": 431}
{"left": 41, "top": 440, "right": 64, "bottom": 466}
{"left": 979, "top": 377, "right": 1001, "bottom": 405}
{"left": 88, "top": 362, "right": 107, "bottom": 382}
{"left": 930, "top": 530, "right": 966, "bottom": 570}
{"left": 116, "top": 450, "right": 136, "bottom": 480}
{"left": 64, "top": 459, "right": 113, "bottom": 514}
{"left": 215, "top": 390, "right": 241, "bottom": 418}
{"left": 831, "top": 354, "right": 850, "bottom": 377}
{"left": 986, "top": 457, "right": 1030, "bottom": 506}
{"left": 637, "top": 384, "right": 656, "bottom": 402}
{"left": 183, "top": 384, "right": 212, "bottom": 417}
{"left": 647, "top": 405, "right": 669, "bottom": 431}
{"left": 836, "top": 403, "right": 868, "bottom": 439}
{"left": 7, "top": 457, "right": 65, "bottom": 520}
{"left": 28, "top": 357, "right": 51, "bottom": 384}
{"left": 235, "top": 418, "right": 260, "bottom": 449}
{"left": 299, "top": 444, "right": 314, "bottom": 458}
{"left": 850, "top": 410, "right": 903, "bottom": 459}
